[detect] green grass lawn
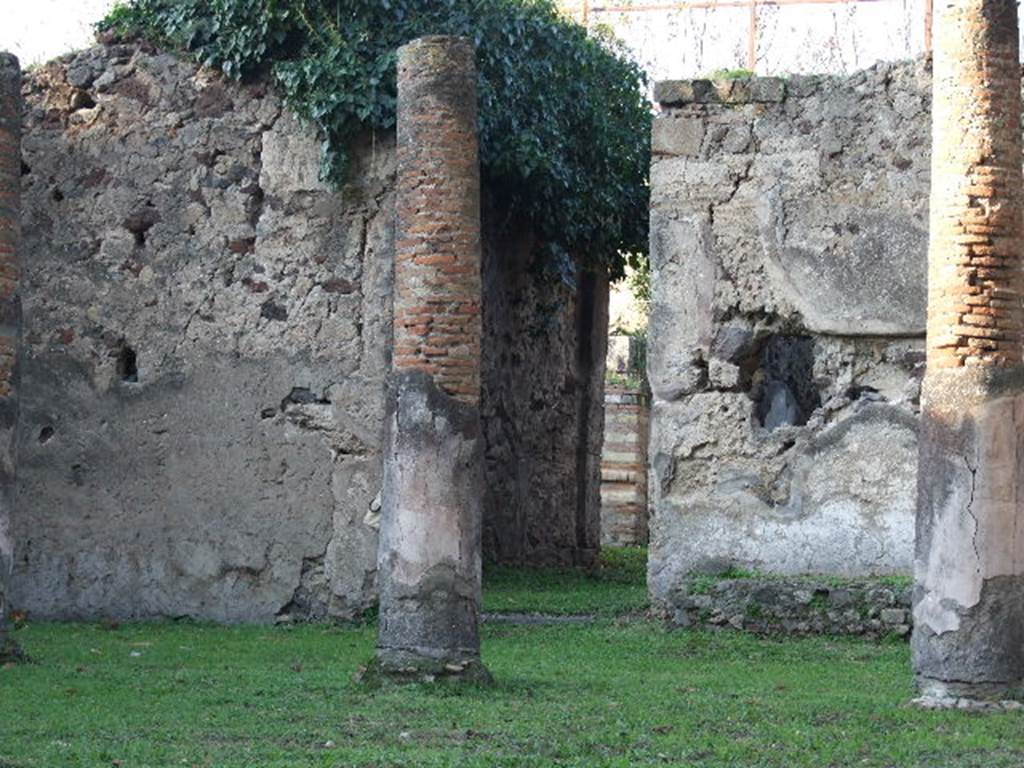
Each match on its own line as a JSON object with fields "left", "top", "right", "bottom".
{"left": 482, "top": 546, "right": 649, "bottom": 617}
{"left": 2, "top": 550, "right": 1022, "bottom": 768}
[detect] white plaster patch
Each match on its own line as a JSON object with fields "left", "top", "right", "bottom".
{"left": 915, "top": 394, "right": 1024, "bottom": 635}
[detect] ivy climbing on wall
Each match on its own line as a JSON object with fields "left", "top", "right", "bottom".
{"left": 99, "top": 0, "right": 652, "bottom": 281}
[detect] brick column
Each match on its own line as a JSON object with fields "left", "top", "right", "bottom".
{"left": 375, "top": 36, "right": 489, "bottom": 682}
{"left": 0, "top": 53, "right": 22, "bottom": 662}
{"left": 913, "top": 0, "right": 1024, "bottom": 705}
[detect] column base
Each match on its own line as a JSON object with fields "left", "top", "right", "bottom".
{"left": 912, "top": 678, "right": 1024, "bottom": 711}
{"left": 358, "top": 652, "right": 493, "bottom": 687}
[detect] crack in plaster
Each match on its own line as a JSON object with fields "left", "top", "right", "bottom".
{"left": 963, "top": 454, "right": 981, "bottom": 568}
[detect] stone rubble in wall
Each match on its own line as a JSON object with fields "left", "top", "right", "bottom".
{"left": 11, "top": 41, "right": 608, "bottom": 623}
{"left": 647, "top": 58, "right": 936, "bottom": 599}
{"left": 664, "top": 577, "right": 913, "bottom": 638}
{"left": 15, "top": 43, "right": 391, "bottom": 623}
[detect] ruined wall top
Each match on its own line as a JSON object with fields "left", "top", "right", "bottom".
{"left": 654, "top": 76, "right": 786, "bottom": 106}
{"left": 654, "top": 57, "right": 933, "bottom": 108}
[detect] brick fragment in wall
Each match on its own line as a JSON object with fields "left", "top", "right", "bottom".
{"left": 600, "top": 390, "right": 649, "bottom": 548}
{"left": 912, "top": 0, "right": 1024, "bottom": 701}
{"left": 377, "top": 35, "right": 485, "bottom": 673}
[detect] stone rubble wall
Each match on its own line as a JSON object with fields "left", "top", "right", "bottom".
{"left": 11, "top": 43, "right": 607, "bottom": 622}
{"left": 600, "top": 389, "right": 649, "bottom": 547}
{"left": 648, "top": 59, "right": 936, "bottom": 608}
{"left": 665, "top": 576, "right": 913, "bottom": 638}
{"left": 0, "top": 52, "right": 22, "bottom": 653}
{"left": 481, "top": 232, "right": 607, "bottom": 567}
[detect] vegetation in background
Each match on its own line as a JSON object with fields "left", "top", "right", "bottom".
{"left": 626, "top": 260, "right": 650, "bottom": 312}
{"left": 605, "top": 369, "right": 645, "bottom": 391}
{"left": 98, "top": 0, "right": 652, "bottom": 282}
{"left": 605, "top": 328, "right": 648, "bottom": 391}
{"left": 686, "top": 568, "right": 913, "bottom": 596}
{"left": 706, "top": 66, "right": 756, "bottom": 80}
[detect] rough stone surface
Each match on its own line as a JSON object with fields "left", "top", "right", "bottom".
{"left": 481, "top": 234, "right": 607, "bottom": 567}
{"left": 649, "top": 59, "right": 934, "bottom": 606}
{"left": 377, "top": 37, "right": 484, "bottom": 671}
{"left": 0, "top": 52, "right": 22, "bottom": 659}
{"left": 663, "top": 575, "right": 912, "bottom": 637}
{"left": 11, "top": 43, "right": 607, "bottom": 623}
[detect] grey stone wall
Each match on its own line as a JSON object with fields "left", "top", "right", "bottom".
{"left": 649, "top": 59, "right": 933, "bottom": 607}
{"left": 481, "top": 214, "right": 607, "bottom": 567}
{"left": 12, "top": 43, "right": 607, "bottom": 622}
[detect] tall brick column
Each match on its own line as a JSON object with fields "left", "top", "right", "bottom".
{"left": 375, "top": 36, "right": 489, "bottom": 682}
{"left": 913, "top": 0, "right": 1024, "bottom": 705}
{"left": 0, "top": 53, "right": 23, "bottom": 662}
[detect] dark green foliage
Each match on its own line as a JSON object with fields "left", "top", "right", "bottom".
{"left": 98, "top": 0, "right": 651, "bottom": 279}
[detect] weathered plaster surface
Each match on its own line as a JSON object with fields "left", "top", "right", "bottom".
{"left": 649, "top": 60, "right": 933, "bottom": 607}
{"left": 11, "top": 43, "right": 607, "bottom": 622}
{"left": 913, "top": 373, "right": 1024, "bottom": 690}
{"left": 378, "top": 372, "right": 483, "bottom": 665}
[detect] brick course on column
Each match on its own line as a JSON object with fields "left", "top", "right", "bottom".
{"left": 375, "top": 36, "right": 488, "bottom": 682}
{"left": 0, "top": 52, "right": 22, "bottom": 661}
{"left": 392, "top": 37, "right": 481, "bottom": 405}
{"left": 925, "top": 0, "right": 1024, "bottom": 369}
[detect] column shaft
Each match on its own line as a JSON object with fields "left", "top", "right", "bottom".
{"left": 913, "top": 0, "right": 1024, "bottom": 701}
{"left": 376, "top": 36, "right": 486, "bottom": 679}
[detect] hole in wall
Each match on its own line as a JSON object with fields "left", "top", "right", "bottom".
{"left": 845, "top": 384, "right": 880, "bottom": 402}
{"left": 280, "top": 387, "right": 329, "bottom": 409}
{"left": 51, "top": 188, "right": 64, "bottom": 203}
{"left": 754, "top": 335, "right": 820, "bottom": 430}
{"left": 38, "top": 426, "right": 54, "bottom": 444}
{"left": 21, "top": 161, "right": 30, "bottom": 176}
{"left": 123, "top": 203, "right": 160, "bottom": 248}
{"left": 70, "top": 89, "right": 96, "bottom": 111}
{"left": 117, "top": 344, "right": 139, "bottom": 383}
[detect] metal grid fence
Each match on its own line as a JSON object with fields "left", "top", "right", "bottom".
{"left": 560, "top": 0, "right": 932, "bottom": 73}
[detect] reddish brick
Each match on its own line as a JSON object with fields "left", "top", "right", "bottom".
{"left": 393, "top": 38, "right": 481, "bottom": 404}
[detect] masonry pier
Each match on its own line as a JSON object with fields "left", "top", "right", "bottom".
{"left": 0, "top": 53, "right": 22, "bottom": 661}
{"left": 375, "top": 36, "right": 488, "bottom": 681}
{"left": 912, "top": 0, "right": 1024, "bottom": 704}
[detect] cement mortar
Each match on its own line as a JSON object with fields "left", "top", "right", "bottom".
{"left": 377, "top": 371, "right": 484, "bottom": 668}
{"left": 913, "top": 370, "right": 1024, "bottom": 697}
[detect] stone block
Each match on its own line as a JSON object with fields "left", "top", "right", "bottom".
{"left": 259, "top": 113, "right": 327, "bottom": 195}
{"left": 651, "top": 115, "right": 704, "bottom": 157}
{"left": 653, "top": 79, "right": 716, "bottom": 105}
